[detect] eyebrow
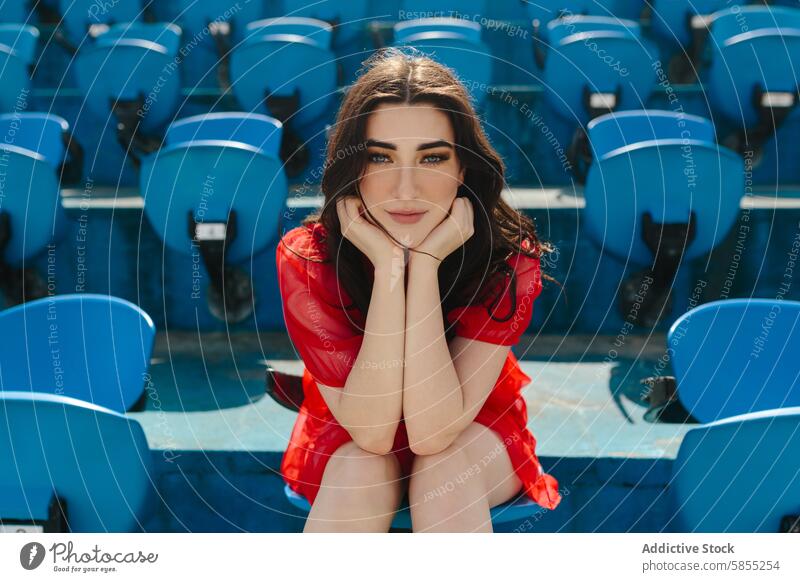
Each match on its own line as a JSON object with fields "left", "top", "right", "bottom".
{"left": 365, "top": 139, "right": 454, "bottom": 151}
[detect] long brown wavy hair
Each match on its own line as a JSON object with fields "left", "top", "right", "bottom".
{"left": 293, "top": 48, "right": 551, "bottom": 331}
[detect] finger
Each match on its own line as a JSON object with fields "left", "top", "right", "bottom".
{"left": 345, "top": 196, "right": 365, "bottom": 224}
{"left": 336, "top": 197, "right": 350, "bottom": 227}
{"left": 338, "top": 197, "right": 358, "bottom": 237}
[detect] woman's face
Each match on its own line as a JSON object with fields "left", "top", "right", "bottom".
{"left": 357, "top": 102, "right": 465, "bottom": 248}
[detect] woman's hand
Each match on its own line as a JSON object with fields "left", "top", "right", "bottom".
{"left": 336, "top": 196, "right": 399, "bottom": 267}
{"left": 413, "top": 196, "right": 474, "bottom": 264}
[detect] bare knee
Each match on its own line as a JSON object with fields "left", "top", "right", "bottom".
{"left": 306, "top": 442, "right": 405, "bottom": 532}
{"left": 408, "top": 425, "right": 496, "bottom": 500}
{"left": 321, "top": 441, "right": 403, "bottom": 496}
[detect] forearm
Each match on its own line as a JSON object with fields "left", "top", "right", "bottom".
{"left": 336, "top": 265, "right": 405, "bottom": 452}
{"left": 403, "top": 255, "right": 464, "bottom": 454}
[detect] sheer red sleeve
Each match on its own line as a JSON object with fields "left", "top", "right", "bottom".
{"left": 446, "top": 250, "right": 543, "bottom": 346}
{"left": 276, "top": 225, "right": 364, "bottom": 388}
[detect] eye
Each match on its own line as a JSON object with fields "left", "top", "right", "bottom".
{"left": 422, "top": 153, "right": 449, "bottom": 165}
{"left": 368, "top": 152, "right": 391, "bottom": 164}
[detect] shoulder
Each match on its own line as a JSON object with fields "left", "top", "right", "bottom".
{"left": 277, "top": 223, "right": 330, "bottom": 263}
{"left": 486, "top": 241, "right": 543, "bottom": 304}
{"left": 276, "top": 223, "right": 341, "bottom": 296}
{"left": 505, "top": 248, "right": 542, "bottom": 296}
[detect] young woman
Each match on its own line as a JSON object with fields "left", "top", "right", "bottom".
{"left": 276, "top": 49, "right": 561, "bottom": 532}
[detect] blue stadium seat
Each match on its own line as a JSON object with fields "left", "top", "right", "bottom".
{"left": 668, "top": 299, "right": 800, "bottom": 423}
{"left": 707, "top": 5, "right": 800, "bottom": 152}
{"left": 174, "top": 0, "right": 263, "bottom": 89}
{"left": 74, "top": 22, "right": 182, "bottom": 165}
{"left": 0, "top": 24, "right": 38, "bottom": 112}
{"left": 0, "top": 2, "right": 29, "bottom": 24}
{"left": 282, "top": 0, "right": 368, "bottom": 47}
{"left": 650, "top": 0, "right": 734, "bottom": 47}
{"left": 230, "top": 17, "right": 336, "bottom": 177}
{"left": 165, "top": 112, "right": 282, "bottom": 158}
{"left": 670, "top": 406, "right": 800, "bottom": 532}
{"left": 0, "top": 294, "right": 156, "bottom": 413}
{"left": 285, "top": 483, "right": 546, "bottom": 531}
{"left": 177, "top": 0, "right": 261, "bottom": 41}
{"left": 587, "top": 109, "right": 716, "bottom": 156}
{"left": 0, "top": 112, "right": 70, "bottom": 170}
{"left": 58, "top": 0, "right": 142, "bottom": 46}
{"left": 231, "top": 17, "right": 336, "bottom": 127}
{"left": 541, "top": 16, "right": 657, "bottom": 122}
{"left": 0, "top": 391, "right": 153, "bottom": 532}
{"left": 526, "top": 1, "right": 644, "bottom": 24}
{"left": 140, "top": 115, "right": 289, "bottom": 322}
{"left": 582, "top": 110, "right": 742, "bottom": 326}
{"left": 393, "top": 18, "right": 491, "bottom": 106}
{"left": 0, "top": 113, "right": 78, "bottom": 305}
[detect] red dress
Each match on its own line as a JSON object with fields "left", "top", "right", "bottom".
{"left": 276, "top": 223, "right": 561, "bottom": 511}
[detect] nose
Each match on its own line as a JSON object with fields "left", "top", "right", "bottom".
{"left": 391, "top": 164, "right": 419, "bottom": 201}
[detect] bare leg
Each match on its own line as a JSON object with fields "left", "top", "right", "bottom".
{"left": 408, "top": 422, "right": 523, "bottom": 533}
{"left": 304, "top": 441, "right": 407, "bottom": 532}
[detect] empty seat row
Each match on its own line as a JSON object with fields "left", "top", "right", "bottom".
{"left": 0, "top": 293, "right": 156, "bottom": 532}
{"left": 0, "top": 110, "right": 288, "bottom": 321}
{"left": 0, "top": 107, "right": 746, "bottom": 332}
{"left": 577, "top": 109, "right": 742, "bottom": 327}
{"left": 4, "top": 6, "right": 799, "bottom": 171}
{"left": 1, "top": 290, "right": 798, "bottom": 532}
{"left": 660, "top": 298, "right": 800, "bottom": 532}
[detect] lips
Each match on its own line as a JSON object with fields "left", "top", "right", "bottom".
{"left": 386, "top": 209, "right": 427, "bottom": 224}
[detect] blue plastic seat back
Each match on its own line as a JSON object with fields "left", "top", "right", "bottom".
{"left": 99, "top": 22, "right": 182, "bottom": 56}
{"left": 587, "top": 110, "right": 715, "bottom": 159}
{"left": 544, "top": 27, "right": 657, "bottom": 122}
{"left": 59, "top": 0, "right": 142, "bottom": 45}
{"left": 0, "top": 294, "right": 156, "bottom": 413}
{"left": 0, "top": 392, "right": 152, "bottom": 532}
{"left": 0, "top": 145, "right": 60, "bottom": 264}
{"left": 165, "top": 112, "right": 283, "bottom": 159}
{"left": 395, "top": 17, "right": 482, "bottom": 44}
{"left": 75, "top": 26, "right": 182, "bottom": 130}
{"left": 0, "top": 2, "right": 29, "bottom": 24}
{"left": 527, "top": 1, "right": 638, "bottom": 23}
{"left": 230, "top": 34, "right": 337, "bottom": 127}
{"left": 282, "top": 0, "right": 368, "bottom": 45}
{"left": 0, "top": 45, "right": 29, "bottom": 113}
{"left": 671, "top": 407, "right": 800, "bottom": 532}
{"left": 140, "top": 141, "right": 289, "bottom": 262}
{"left": 0, "top": 24, "right": 39, "bottom": 64}
{"left": 668, "top": 299, "right": 800, "bottom": 423}
{"left": 284, "top": 483, "right": 544, "bottom": 529}
{"left": 712, "top": 5, "right": 800, "bottom": 41}
{"left": 401, "top": 1, "right": 486, "bottom": 18}
{"left": 650, "top": 0, "right": 736, "bottom": 46}
{"left": 0, "top": 112, "right": 69, "bottom": 169}
{"left": 709, "top": 6, "right": 800, "bottom": 127}
{"left": 584, "top": 139, "right": 742, "bottom": 264}
{"left": 0, "top": 27, "right": 36, "bottom": 113}
{"left": 177, "top": 0, "right": 263, "bottom": 41}
{"left": 246, "top": 17, "right": 333, "bottom": 49}
{"left": 546, "top": 15, "right": 638, "bottom": 46}
{"left": 393, "top": 19, "right": 491, "bottom": 105}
